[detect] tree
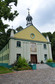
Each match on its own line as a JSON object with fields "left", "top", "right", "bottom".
{"left": 0, "top": 33, "right": 8, "bottom": 50}
{"left": 16, "top": 26, "right": 23, "bottom": 32}
{"left": 52, "top": 38, "right": 55, "bottom": 60}
{"left": 0, "top": 25, "right": 23, "bottom": 51}
{"left": 42, "top": 32, "right": 53, "bottom": 42}
{"left": 53, "top": 32, "right": 55, "bottom": 38}
{"left": 0, "top": 0, "right": 18, "bottom": 32}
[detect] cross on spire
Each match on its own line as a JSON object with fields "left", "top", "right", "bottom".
{"left": 27, "top": 8, "right": 30, "bottom": 15}
{"left": 26, "top": 9, "right": 33, "bottom": 26}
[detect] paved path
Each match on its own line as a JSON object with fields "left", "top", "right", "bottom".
{"left": 0, "top": 67, "right": 55, "bottom": 84}
{"left": 37, "top": 64, "right": 51, "bottom": 69}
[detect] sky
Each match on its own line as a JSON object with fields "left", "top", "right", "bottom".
{"left": 4, "top": 0, "right": 55, "bottom": 33}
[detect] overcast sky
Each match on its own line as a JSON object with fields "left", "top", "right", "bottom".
{"left": 4, "top": 0, "right": 55, "bottom": 33}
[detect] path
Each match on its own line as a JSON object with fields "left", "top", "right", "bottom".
{"left": 0, "top": 67, "right": 55, "bottom": 84}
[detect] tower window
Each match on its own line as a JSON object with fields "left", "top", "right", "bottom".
{"left": 17, "top": 41, "right": 21, "bottom": 47}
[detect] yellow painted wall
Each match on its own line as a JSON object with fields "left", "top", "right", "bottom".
{"left": 14, "top": 25, "right": 48, "bottom": 42}
{"left": 0, "top": 60, "right": 9, "bottom": 63}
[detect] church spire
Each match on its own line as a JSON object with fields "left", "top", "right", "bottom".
{"left": 26, "top": 9, "right": 33, "bottom": 27}
{"left": 10, "top": 26, "right": 14, "bottom": 37}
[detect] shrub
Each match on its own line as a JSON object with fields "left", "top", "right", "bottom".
{"left": 47, "top": 59, "right": 53, "bottom": 62}
{"left": 17, "top": 57, "right": 28, "bottom": 68}
{"left": 13, "top": 57, "right": 32, "bottom": 71}
{"left": 18, "top": 66, "right": 32, "bottom": 71}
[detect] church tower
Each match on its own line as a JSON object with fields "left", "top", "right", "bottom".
{"left": 26, "top": 9, "right": 33, "bottom": 27}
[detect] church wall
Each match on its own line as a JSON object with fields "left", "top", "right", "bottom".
{"left": 37, "top": 43, "right": 43, "bottom": 62}
{"left": 47, "top": 43, "right": 52, "bottom": 59}
{"left": 9, "top": 39, "right": 30, "bottom": 65}
{"left": 9, "top": 39, "right": 16, "bottom": 65}
{"left": 22, "top": 41, "right": 30, "bottom": 62}
{"left": 0, "top": 38, "right": 52, "bottom": 65}
{"left": 9, "top": 38, "right": 52, "bottom": 65}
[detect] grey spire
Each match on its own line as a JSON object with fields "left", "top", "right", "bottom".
{"left": 10, "top": 26, "right": 14, "bottom": 37}
{"left": 26, "top": 9, "right": 33, "bottom": 27}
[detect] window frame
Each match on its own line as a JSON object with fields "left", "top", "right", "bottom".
{"left": 17, "top": 41, "right": 21, "bottom": 47}
{"left": 44, "top": 44, "right": 47, "bottom": 49}
{"left": 17, "top": 54, "right": 21, "bottom": 61}
{"left": 44, "top": 54, "right": 47, "bottom": 61}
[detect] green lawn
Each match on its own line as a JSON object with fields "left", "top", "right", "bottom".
{"left": 0, "top": 66, "right": 13, "bottom": 74}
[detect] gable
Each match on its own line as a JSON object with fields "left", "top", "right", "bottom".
{"left": 14, "top": 25, "right": 48, "bottom": 42}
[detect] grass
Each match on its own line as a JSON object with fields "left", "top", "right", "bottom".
{"left": 0, "top": 66, "right": 13, "bottom": 74}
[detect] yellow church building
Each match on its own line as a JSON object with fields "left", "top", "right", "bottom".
{"left": 0, "top": 10, "right": 52, "bottom": 66}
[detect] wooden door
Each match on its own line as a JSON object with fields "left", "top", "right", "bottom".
{"left": 31, "top": 54, "right": 37, "bottom": 63}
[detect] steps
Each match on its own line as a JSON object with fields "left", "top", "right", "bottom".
{"left": 37, "top": 64, "right": 51, "bottom": 69}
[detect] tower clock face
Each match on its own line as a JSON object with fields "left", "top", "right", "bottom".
{"left": 30, "top": 33, "right": 35, "bottom": 39}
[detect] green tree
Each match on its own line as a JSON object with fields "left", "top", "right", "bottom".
{"left": 42, "top": 32, "right": 53, "bottom": 42}
{"left": 42, "top": 32, "right": 55, "bottom": 60}
{"left": 52, "top": 32, "right": 55, "bottom": 60}
{"left": 0, "top": 0, "right": 18, "bottom": 32}
{"left": 52, "top": 38, "right": 55, "bottom": 59}
{"left": 53, "top": 32, "right": 55, "bottom": 38}
{"left": 0, "top": 33, "right": 8, "bottom": 50}
{"left": 0, "top": 25, "right": 23, "bottom": 51}
{"left": 16, "top": 26, "right": 23, "bottom": 32}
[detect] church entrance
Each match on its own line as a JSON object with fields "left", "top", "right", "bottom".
{"left": 31, "top": 54, "right": 37, "bottom": 63}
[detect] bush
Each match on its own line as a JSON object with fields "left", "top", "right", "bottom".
{"left": 17, "top": 66, "right": 32, "bottom": 71}
{"left": 47, "top": 59, "right": 53, "bottom": 62}
{"left": 13, "top": 57, "right": 32, "bottom": 71}
{"left": 17, "top": 57, "right": 28, "bottom": 68}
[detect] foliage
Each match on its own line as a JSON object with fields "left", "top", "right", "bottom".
{"left": 0, "top": 33, "right": 8, "bottom": 50}
{"left": 0, "top": 0, "right": 18, "bottom": 32}
{"left": 16, "top": 57, "right": 29, "bottom": 68}
{"left": 13, "top": 66, "right": 31, "bottom": 71}
{"left": 0, "top": 26, "right": 23, "bottom": 51}
{"left": 17, "top": 66, "right": 31, "bottom": 71}
{"left": 42, "top": 32, "right": 55, "bottom": 60}
{"left": 16, "top": 26, "right": 23, "bottom": 32}
{"left": 47, "top": 59, "right": 53, "bottom": 63}
{"left": 42, "top": 32, "right": 53, "bottom": 42}
{"left": 13, "top": 57, "right": 32, "bottom": 71}
{"left": 0, "top": 66, "right": 13, "bottom": 74}
{"left": 52, "top": 38, "right": 55, "bottom": 60}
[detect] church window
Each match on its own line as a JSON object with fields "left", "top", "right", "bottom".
{"left": 44, "top": 54, "right": 47, "bottom": 61}
{"left": 17, "top": 54, "right": 21, "bottom": 61}
{"left": 30, "top": 33, "right": 35, "bottom": 39}
{"left": 17, "top": 41, "right": 21, "bottom": 47}
{"left": 44, "top": 44, "right": 47, "bottom": 49}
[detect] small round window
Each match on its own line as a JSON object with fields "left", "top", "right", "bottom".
{"left": 30, "top": 33, "right": 35, "bottom": 39}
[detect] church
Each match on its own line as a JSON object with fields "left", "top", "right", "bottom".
{"left": 0, "top": 10, "right": 52, "bottom": 66}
